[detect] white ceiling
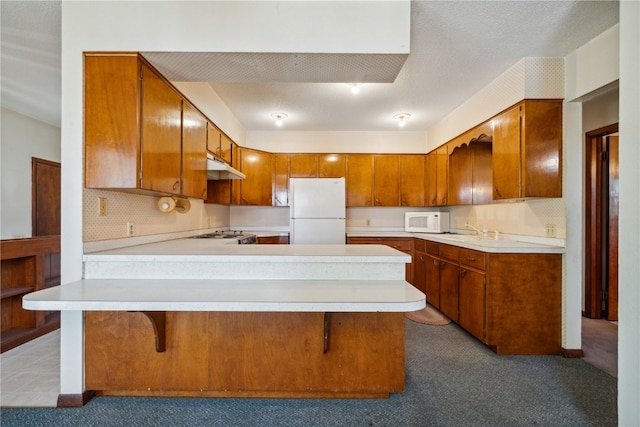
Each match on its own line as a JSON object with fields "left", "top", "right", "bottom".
{"left": 1, "top": 1, "right": 619, "bottom": 132}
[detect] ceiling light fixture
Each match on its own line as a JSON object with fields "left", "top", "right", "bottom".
{"left": 270, "top": 112, "right": 288, "bottom": 127}
{"left": 350, "top": 84, "right": 360, "bottom": 95}
{"left": 393, "top": 113, "right": 411, "bottom": 127}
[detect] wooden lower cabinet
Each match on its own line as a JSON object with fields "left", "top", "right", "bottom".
{"left": 257, "top": 235, "right": 290, "bottom": 244}
{"left": 85, "top": 311, "right": 405, "bottom": 397}
{"left": 414, "top": 238, "right": 561, "bottom": 355}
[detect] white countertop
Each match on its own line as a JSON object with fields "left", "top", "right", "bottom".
{"left": 23, "top": 279, "right": 425, "bottom": 313}
{"left": 347, "top": 231, "right": 565, "bottom": 254}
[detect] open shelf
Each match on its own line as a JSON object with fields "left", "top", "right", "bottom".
{"left": 1, "top": 286, "right": 35, "bottom": 299}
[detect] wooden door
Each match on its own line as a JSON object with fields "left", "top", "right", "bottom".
{"left": 318, "top": 154, "right": 346, "bottom": 178}
{"left": 207, "top": 123, "right": 221, "bottom": 156}
{"left": 435, "top": 145, "right": 448, "bottom": 206}
{"left": 373, "top": 155, "right": 399, "bottom": 206}
{"left": 458, "top": 268, "right": 485, "bottom": 340}
{"left": 439, "top": 259, "right": 459, "bottom": 321}
{"left": 220, "top": 134, "right": 233, "bottom": 163}
{"left": 584, "top": 125, "right": 619, "bottom": 320}
{"left": 289, "top": 154, "right": 318, "bottom": 178}
{"left": 182, "top": 102, "right": 207, "bottom": 199}
{"left": 425, "top": 254, "right": 440, "bottom": 308}
{"left": 399, "top": 155, "right": 425, "bottom": 207}
{"left": 140, "top": 64, "right": 182, "bottom": 195}
{"left": 492, "top": 105, "right": 521, "bottom": 200}
{"left": 346, "top": 154, "right": 373, "bottom": 207}
{"left": 413, "top": 251, "right": 427, "bottom": 293}
{"left": 273, "top": 154, "right": 289, "bottom": 206}
{"left": 32, "top": 158, "right": 61, "bottom": 236}
{"left": 425, "top": 151, "right": 437, "bottom": 206}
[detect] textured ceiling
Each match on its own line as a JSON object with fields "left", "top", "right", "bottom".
{"left": 0, "top": 1, "right": 619, "bottom": 132}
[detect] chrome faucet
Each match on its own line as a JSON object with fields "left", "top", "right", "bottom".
{"left": 465, "top": 222, "right": 488, "bottom": 237}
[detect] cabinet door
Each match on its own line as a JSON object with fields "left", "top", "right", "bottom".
{"left": 425, "top": 151, "right": 438, "bottom": 206}
{"left": 439, "top": 259, "right": 459, "bottom": 321}
{"left": 207, "top": 123, "right": 222, "bottom": 156}
{"left": 273, "top": 154, "right": 289, "bottom": 206}
{"left": 448, "top": 140, "right": 472, "bottom": 205}
{"left": 492, "top": 105, "right": 521, "bottom": 200}
{"left": 413, "top": 251, "right": 427, "bottom": 294}
{"left": 84, "top": 55, "right": 140, "bottom": 189}
{"left": 140, "top": 64, "right": 183, "bottom": 195}
{"left": 318, "top": 154, "right": 346, "bottom": 178}
{"left": 239, "top": 148, "right": 273, "bottom": 205}
{"left": 471, "top": 136, "right": 493, "bottom": 205}
{"left": 220, "top": 133, "right": 233, "bottom": 163}
{"left": 436, "top": 145, "right": 449, "bottom": 206}
{"left": 373, "top": 155, "right": 399, "bottom": 206}
{"left": 459, "top": 268, "right": 485, "bottom": 341}
{"left": 346, "top": 154, "right": 373, "bottom": 207}
{"left": 399, "top": 155, "right": 425, "bottom": 206}
{"left": 425, "top": 254, "right": 441, "bottom": 308}
{"left": 182, "top": 102, "right": 208, "bottom": 199}
{"left": 289, "top": 154, "right": 318, "bottom": 178}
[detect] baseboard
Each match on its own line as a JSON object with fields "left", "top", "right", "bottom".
{"left": 560, "top": 348, "right": 584, "bottom": 358}
{"left": 57, "top": 390, "right": 96, "bottom": 407}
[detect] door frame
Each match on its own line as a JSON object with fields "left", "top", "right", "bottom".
{"left": 584, "top": 123, "right": 618, "bottom": 319}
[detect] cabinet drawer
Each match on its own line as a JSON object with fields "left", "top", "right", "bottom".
{"left": 414, "top": 238, "right": 426, "bottom": 253}
{"left": 439, "top": 244, "right": 459, "bottom": 262}
{"left": 459, "top": 248, "right": 486, "bottom": 271}
{"left": 425, "top": 241, "right": 440, "bottom": 256}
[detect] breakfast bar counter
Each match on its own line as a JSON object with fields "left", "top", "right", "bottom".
{"left": 24, "top": 243, "right": 424, "bottom": 403}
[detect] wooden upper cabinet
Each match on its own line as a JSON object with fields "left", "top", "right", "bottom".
{"left": 207, "top": 123, "right": 222, "bottom": 156}
{"left": 492, "top": 100, "right": 562, "bottom": 200}
{"left": 471, "top": 134, "right": 493, "bottom": 205}
{"left": 85, "top": 54, "right": 141, "bottom": 189}
{"left": 318, "top": 154, "right": 346, "bottom": 178}
{"left": 140, "top": 63, "right": 183, "bottom": 195}
{"left": 289, "top": 154, "right": 318, "bottom": 178}
{"left": 182, "top": 101, "right": 208, "bottom": 199}
{"left": 425, "top": 151, "right": 437, "bottom": 206}
{"left": 448, "top": 137, "right": 473, "bottom": 206}
{"left": 84, "top": 53, "right": 209, "bottom": 199}
{"left": 399, "top": 155, "right": 426, "bottom": 206}
{"left": 238, "top": 147, "right": 273, "bottom": 206}
{"left": 346, "top": 154, "right": 373, "bottom": 207}
{"left": 273, "top": 154, "right": 289, "bottom": 206}
{"left": 373, "top": 155, "right": 399, "bottom": 206}
{"left": 435, "top": 145, "right": 449, "bottom": 206}
{"left": 220, "top": 133, "right": 233, "bottom": 163}
{"left": 449, "top": 121, "right": 493, "bottom": 206}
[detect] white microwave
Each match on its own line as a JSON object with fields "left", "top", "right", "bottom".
{"left": 404, "top": 212, "right": 450, "bottom": 233}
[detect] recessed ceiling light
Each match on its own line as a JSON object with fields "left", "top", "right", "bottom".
{"left": 350, "top": 84, "right": 360, "bottom": 95}
{"left": 270, "top": 112, "right": 288, "bottom": 127}
{"left": 393, "top": 113, "right": 411, "bottom": 127}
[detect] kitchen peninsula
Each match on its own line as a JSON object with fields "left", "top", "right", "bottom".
{"left": 23, "top": 241, "right": 424, "bottom": 401}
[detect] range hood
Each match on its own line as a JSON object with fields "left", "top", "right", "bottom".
{"left": 207, "top": 154, "right": 245, "bottom": 180}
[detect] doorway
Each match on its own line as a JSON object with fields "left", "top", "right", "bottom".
{"left": 584, "top": 124, "right": 618, "bottom": 320}
{"left": 32, "top": 157, "right": 61, "bottom": 236}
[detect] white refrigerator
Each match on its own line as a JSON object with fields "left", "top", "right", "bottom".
{"left": 290, "top": 178, "right": 346, "bottom": 244}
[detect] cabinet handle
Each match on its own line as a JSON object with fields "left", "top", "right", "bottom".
{"left": 468, "top": 257, "right": 476, "bottom": 262}
{"left": 460, "top": 269, "right": 467, "bottom": 278}
{"left": 420, "top": 256, "right": 425, "bottom": 261}
{"left": 202, "top": 188, "right": 207, "bottom": 198}
{"left": 495, "top": 188, "right": 502, "bottom": 198}
{"left": 173, "top": 180, "right": 180, "bottom": 190}
{"left": 439, "top": 261, "right": 446, "bottom": 270}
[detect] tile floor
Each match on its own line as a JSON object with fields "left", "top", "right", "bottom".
{"left": 0, "top": 330, "right": 60, "bottom": 407}
{"left": 0, "top": 318, "right": 619, "bottom": 407}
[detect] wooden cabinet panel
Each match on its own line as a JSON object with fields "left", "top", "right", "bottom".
{"left": 399, "top": 155, "right": 425, "bottom": 206}
{"left": 373, "top": 155, "right": 399, "bottom": 206}
{"left": 140, "top": 64, "right": 183, "bottom": 195}
{"left": 238, "top": 148, "right": 273, "bottom": 205}
{"left": 207, "top": 123, "right": 222, "bottom": 156}
{"left": 435, "top": 145, "right": 448, "bottom": 206}
{"left": 273, "top": 154, "right": 289, "bottom": 206}
{"left": 471, "top": 135, "right": 493, "bottom": 205}
{"left": 257, "top": 236, "right": 290, "bottom": 244}
{"left": 413, "top": 250, "right": 427, "bottom": 294}
{"left": 318, "top": 154, "right": 346, "bottom": 178}
{"left": 182, "top": 102, "right": 208, "bottom": 199}
{"left": 439, "top": 259, "right": 459, "bottom": 321}
{"left": 220, "top": 133, "right": 233, "bottom": 163}
{"left": 425, "top": 151, "right": 437, "bottom": 206}
{"left": 448, "top": 138, "right": 473, "bottom": 205}
{"left": 289, "top": 154, "right": 318, "bottom": 178}
{"left": 492, "top": 105, "right": 522, "bottom": 200}
{"left": 346, "top": 155, "right": 373, "bottom": 207}
{"left": 84, "top": 54, "right": 140, "bottom": 189}
{"left": 458, "top": 268, "right": 485, "bottom": 340}
{"left": 459, "top": 248, "right": 486, "bottom": 271}
{"left": 425, "top": 254, "right": 441, "bottom": 308}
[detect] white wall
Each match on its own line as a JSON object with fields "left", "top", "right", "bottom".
{"left": 0, "top": 107, "right": 61, "bottom": 239}
{"left": 618, "top": 1, "right": 640, "bottom": 423}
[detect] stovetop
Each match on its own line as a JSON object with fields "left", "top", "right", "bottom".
{"left": 190, "top": 231, "right": 257, "bottom": 244}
